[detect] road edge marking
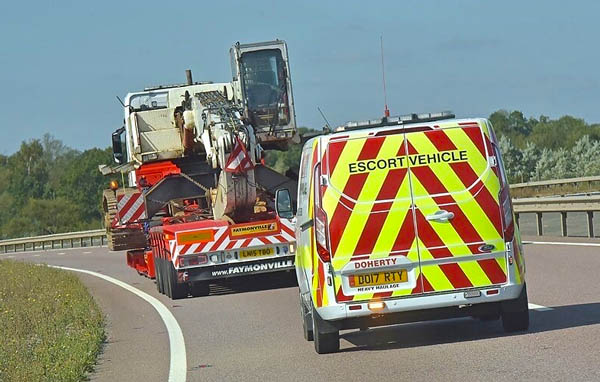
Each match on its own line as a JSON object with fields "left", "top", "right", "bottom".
{"left": 528, "top": 303, "right": 553, "bottom": 311}
{"left": 523, "top": 240, "right": 600, "bottom": 247}
{"left": 49, "top": 265, "right": 187, "bottom": 382}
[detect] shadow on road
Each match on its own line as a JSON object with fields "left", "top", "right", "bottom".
{"left": 341, "top": 302, "right": 600, "bottom": 352}
{"left": 205, "top": 271, "right": 298, "bottom": 296}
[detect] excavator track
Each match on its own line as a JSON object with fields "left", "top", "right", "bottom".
{"left": 102, "top": 189, "right": 147, "bottom": 251}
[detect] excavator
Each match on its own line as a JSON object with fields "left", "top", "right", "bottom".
{"left": 100, "top": 40, "right": 299, "bottom": 299}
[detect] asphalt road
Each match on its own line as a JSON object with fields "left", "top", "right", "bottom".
{"left": 7, "top": 236, "right": 600, "bottom": 382}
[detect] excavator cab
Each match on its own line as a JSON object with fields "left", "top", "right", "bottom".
{"left": 230, "top": 40, "right": 297, "bottom": 150}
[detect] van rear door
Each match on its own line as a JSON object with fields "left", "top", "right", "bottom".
{"left": 322, "top": 132, "right": 422, "bottom": 302}
{"left": 405, "top": 121, "right": 507, "bottom": 294}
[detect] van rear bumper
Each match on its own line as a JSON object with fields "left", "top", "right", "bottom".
{"left": 316, "top": 283, "right": 524, "bottom": 328}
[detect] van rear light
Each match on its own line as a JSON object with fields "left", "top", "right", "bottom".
{"left": 313, "top": 162, "right": 331, "bottom": 263}
{"left": 499, "top": 186, "right": 515, "bottom": 242}
{"left": 493, "top": 142, "right": 515, "bottom": 243}
{"left": 314, "top": 205, "right": 331, "bottom": 262}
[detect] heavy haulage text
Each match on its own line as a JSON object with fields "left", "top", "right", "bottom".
{"left": 348, "top": 150, "right": 468, "bottom": 174}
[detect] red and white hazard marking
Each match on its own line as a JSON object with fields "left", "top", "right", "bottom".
{"left": 170, "top": 218, "right": 296, "bottom": 258}
{"left": 224, "top": 137, "right": 254, "bottom": 173}
{"left": 117, "top": 192, "right": 147, "bottom": 224}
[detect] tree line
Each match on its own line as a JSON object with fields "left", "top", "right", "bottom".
{"left": 490, "top": 110, "right": 600, "bottom": 183}
{"left": 1, "top": 111, "right": 599, "bottom": 239}
{"left": 0, "top": 135, "right": 114, "bottom": 239}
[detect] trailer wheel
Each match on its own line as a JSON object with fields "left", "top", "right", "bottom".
{"left": 164, "top": 259, "right": 172, "bottom": 298}
{"left": 161, "top": 259, "right": 168, "bottom": 295}
{"left": 190, "top": 282, "right": 210, "bottom": 297}
{"left": 154, "top": 256, "right": 164, "bottom": 294}
{"left": 312, "top": 306, "right": 339, "bottom": 354}
{"left": 167, "top": 261, "right": 188, "bottom": 300}
{"left": 501, "top": 283, "right": 530, "bottom": 332}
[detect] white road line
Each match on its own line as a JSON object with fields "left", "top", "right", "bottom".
{"left": 7, "top": 256, "right": 15, "bottom": 259}
{"left": 49, "top": 265, "right": 187, "bottom": 382}
{"left": 528, "top": 303, "right": 554, "bottom": 311}
{"left": 82, "top": 251, "right": 92, "bottom": 254}
{"left": 524, "top": 240, "right": 600, "bottom": 247}
{"left": 34, "top": 254, "right": 40, "bottom": 257}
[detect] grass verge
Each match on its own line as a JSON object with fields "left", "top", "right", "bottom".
{"left": 0, "top": 260, "right": 105, "bottom": 382}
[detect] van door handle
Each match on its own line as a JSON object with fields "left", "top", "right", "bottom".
{"left": 426, "top": 210, "right": 455, "bottom": 222}
{"left": 300, "top": 219, "right": 314, "bottom": 232}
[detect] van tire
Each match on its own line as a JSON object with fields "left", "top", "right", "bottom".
{"left": 312, "top": 307, "right": 339, "bottom": 354}
{"left": 300, "top": 294, "right": 314, "bottom": 341}
{"left": 501, "top": 283, "right": 530, "bottom": 332}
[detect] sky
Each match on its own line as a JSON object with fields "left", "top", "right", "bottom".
{"left": 1, "top": 0, "right": 599, "bottom": 154}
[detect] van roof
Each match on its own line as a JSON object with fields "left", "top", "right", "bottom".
{"left": 302, "top": 114, "right": 489, "bottom": 149}
{"left": 329, "top": 115, "right": 488, "bottom": 138}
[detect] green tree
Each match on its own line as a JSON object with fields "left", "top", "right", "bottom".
{"left": 56, "top": 148, "right": 114, "bottom": 222}
{"left": 7, "top": 140, "right": 49, "bottom": 205}
{"left": 498, "top": 135, "right": 522, "bottom": 183}
{"left": 1, "top": 198, "right": 85, "bottom": 237}
{"left": 571, "top": 135, "right": 600, "bottom": 176}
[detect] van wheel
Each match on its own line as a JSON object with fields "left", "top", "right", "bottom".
{"left": 312, "top": 306, "right": 339, "bottom": 354}
{"left": 501, "top": 283, "right": 530, "bottom": 332}
{"left": 166, "top": 261, "right": 188, "bottom": 300}
{"left": 190, "top": 282, "right": 210, "bottom": 297}
{"left": 300, "top": 294, "right": 313, "bottom": 341}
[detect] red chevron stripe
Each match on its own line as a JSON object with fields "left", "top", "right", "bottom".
{"left": 128, "top": 203, "right": 146, "bottom": 222}
{"left": 280, "top": 221, "right": 295, "bottom": 237}
{"left": 451, "top": 163, "right": 503, "bottom": 235}
{"left": 352, "top": 168, "right": 407, "bottom": 256}
{"left": 414, "top": 209, "right": 473, "bottom": 289}
{"left": 324, "top": 139, "right": 346, "bottom": 177}
{"left": 390, "top": 208, "right": 417, "bottom": 254}
{"left": 317, "top": 260, "right": 324, "bottom": 307}
{"left": 477, "top": 258, "right": 507, "bottom": 284}
{"left": 423, "top": 129, "right": 502, "bottom": 236}
{"left": 411, "top": 273, "right": 431, "bottom": 294}
{"left": 206, "top": 227, "right": 230, "bottom": 252}
{"left": 180, "top": 244, "right": 192, "bottom": 255}
{"left": 336, "top": 285, "right": 353, "bottom": 302}
{"left": 352, "top": 138, "right": 408, "bottom": 256}
{"left": 439, "top": 263, "right": 473, "bottom": 288}
{"left": 406, "top": 142, "right": 483, "bottom": 247}
{"left": 373, "top": 291, "right": 393, "bottom": 298}
{"left": 118, "top": 193, "right": 140, "bottom": 219}
{"left": 329, "top": 137, "right": 386, "bottom": 257}
{"left": 462, "top": 124, "right": 487, "bottom": 158}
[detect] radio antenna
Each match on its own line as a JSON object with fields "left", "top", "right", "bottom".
{"left": 380, "top": 35, "right": 390, "bottom": 118}
{"left": 317, "top": 107, "right": 332, "bottom": 131}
